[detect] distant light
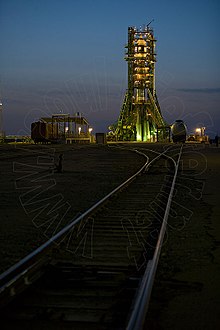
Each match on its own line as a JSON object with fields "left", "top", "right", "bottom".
{"left": 78, "top": 127, "right": 81, "bottom": 134}
{"left": 89, "top": 127, "right": 93, "bottom": 133}
{"left": 195, "top": 127, "right": 206, "bottom": 136}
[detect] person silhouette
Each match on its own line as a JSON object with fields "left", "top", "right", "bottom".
{"left": 56, "top": 153, "right": 63, "bottom": 173}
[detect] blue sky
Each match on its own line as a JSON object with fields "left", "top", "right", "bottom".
{"left": 0, "top": 0, "right": 220, "bottom": 137}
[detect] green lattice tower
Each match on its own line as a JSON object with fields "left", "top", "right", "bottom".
{"left": 116, "top": 24, "right": 166, "bottom": 141}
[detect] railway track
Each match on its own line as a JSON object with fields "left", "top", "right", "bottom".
{"left": 0, "top": 144, "right": 183, "bottom": 330}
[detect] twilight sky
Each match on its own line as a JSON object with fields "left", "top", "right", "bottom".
{"left": 0, "top": 0, "right": 220, "bottom": 137}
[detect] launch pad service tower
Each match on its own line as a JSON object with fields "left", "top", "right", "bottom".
{"left": 114, "top": 23, "right": 166, "bottom": 142}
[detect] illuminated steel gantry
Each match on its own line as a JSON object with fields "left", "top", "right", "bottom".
{"left": 115, "top": 23, "right": 166, "bottom": 141}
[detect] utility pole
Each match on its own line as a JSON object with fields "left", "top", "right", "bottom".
{"left": 0, "top": 100, "right": 3, "bottom": 141}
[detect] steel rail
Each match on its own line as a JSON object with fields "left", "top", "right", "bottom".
{"left": 0, "top": 149, "right": 149, "bottom": 296}
{"left": 126, "top": 144, "right": 183, "bottom": 330}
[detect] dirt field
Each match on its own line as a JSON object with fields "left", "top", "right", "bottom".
{"left": 0, "top": 142, "right": 219, "bottom": 329}
{"left": 0, "top": 143, "right": 145, "bottom": 273}
{"left": 145, "top": 144, "right": 220, "bottom": 330}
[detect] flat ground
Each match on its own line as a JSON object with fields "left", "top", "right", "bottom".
{"left": 0, "top": 143, "right": 145, "bottom": 272}
{"left": 0, "top": 142, "right": 219, "bottom": 329}
{"left": 145, "top": 144, "right": 220, "bottom": 330}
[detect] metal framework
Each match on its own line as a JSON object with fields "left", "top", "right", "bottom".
{"left": 41, "top": 114, "right": 90, "bottom": 140}
{"left": 115, "top": 23, "right": 166, "bottom": 141}
{"left": 31, "top": 113, "right": 92, "bottom": 143}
